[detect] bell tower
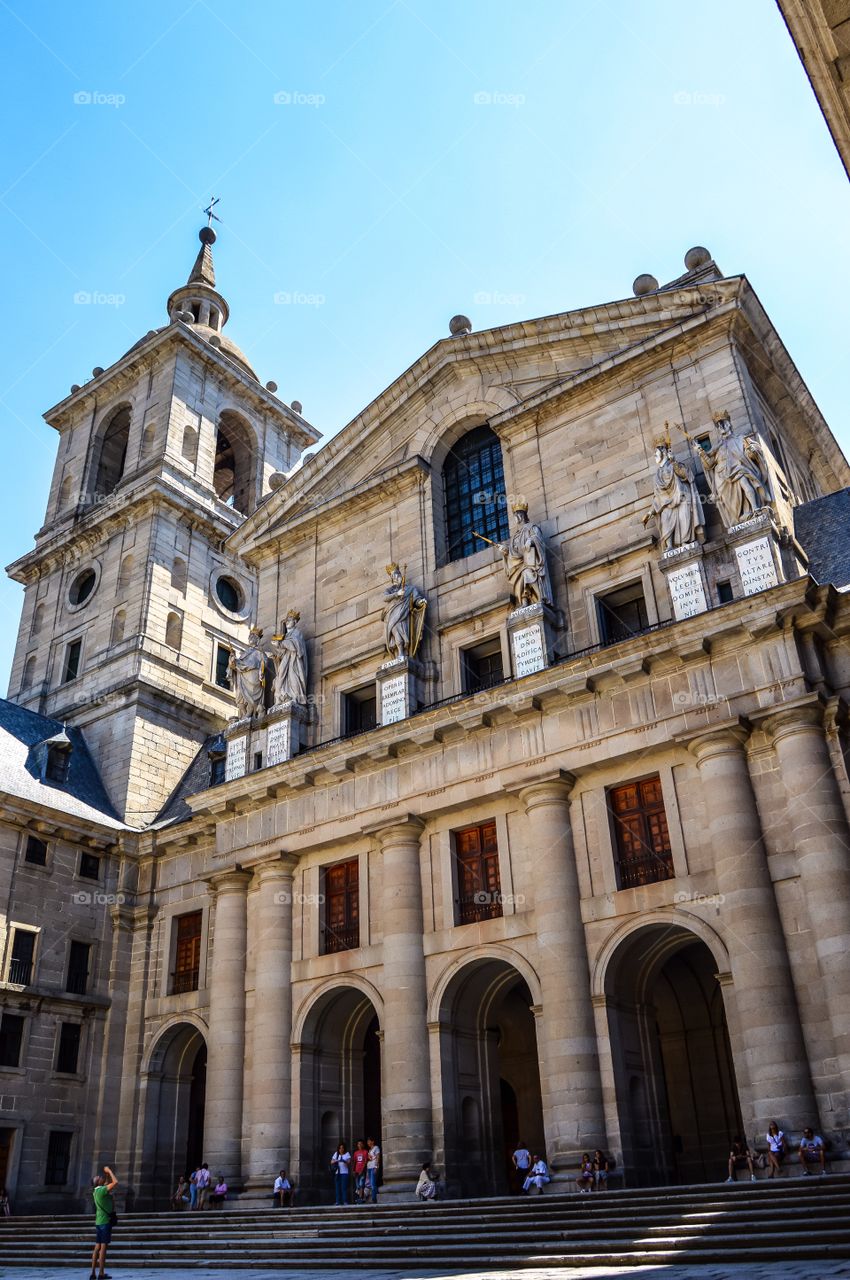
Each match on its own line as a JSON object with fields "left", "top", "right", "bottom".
{"left": 6, "top": 224, "right": 320, "bottom": 825}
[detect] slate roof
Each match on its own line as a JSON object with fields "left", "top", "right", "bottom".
{"left": 794, "top": 488, "right": 850, "bottom": 590}
{"left": 0, "top": 697, "right": 126, "bottom": 830}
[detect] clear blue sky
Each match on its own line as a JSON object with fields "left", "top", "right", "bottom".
{"left": 2, "top": 0, "right": 849, "bottom": 686}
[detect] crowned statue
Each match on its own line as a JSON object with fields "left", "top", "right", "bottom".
{"left": 269, "top": 609, "right": 308, "bottom": 706}
{"left": 227, "top": 625, "right": 267, "bottom": 720}
{"left": 642, "top": 433, "right": 705, "bottom": 552}
{"left": 700, "top": 413, "right": 770, "bottom": 528}
{"left": 382, "top": 563, "right": 427, "bottom": 660}
{"left": 498, "top": 502, "right": 553, "bottom": 608}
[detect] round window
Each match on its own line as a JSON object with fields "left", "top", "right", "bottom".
{"left": 215, "top": 576, "right": 242, "bottom": 612}
{"left": 69, "top": 568, "right": 97, "bottom": 607}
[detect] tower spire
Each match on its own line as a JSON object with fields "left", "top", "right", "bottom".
{"left": 167, "top": 216, "right": 229, "bottom": 331}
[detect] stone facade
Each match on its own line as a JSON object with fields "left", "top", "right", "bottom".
{"left": 2, "top": 236, "right": 850, "bottom": 1211}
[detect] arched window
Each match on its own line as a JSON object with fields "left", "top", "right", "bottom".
{"left": 117, "top": 554, "right": 133, "bottom": 593}
{"left": 165, "top": 611, "right": 183, "bottom": 650}
{"left": 214, "top": 412, "right": 255, "bottom": 515}
{"left": 21, "top": 655, "right": 36, "bottom": 690}
{"left": 110, "top": 609, "right": 126, "bottom": 646}
{"left": 442, "top": 424, "right": 510, "bottom": 563}
{"left": 171, "top": 556, "right": 188, "bottom": 593}
{"left": 182, "top": 425, "right": 198, "bottom": 463}
{"left": 92, "top": 405, "right": 131, "bottom": 500}
{"left": 30, "top": 603, "right": 45, "bottom": 637}
{"left": 141, "top": 422, "right": 156, "bottom": 457}
{"left": 58, "top": 475, "right": 74, "bottom": 511}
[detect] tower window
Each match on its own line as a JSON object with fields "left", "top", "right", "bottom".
{"left": 165, "top": 611, "right": 183, "bottom": 650}
{"left": 609, "top": 776, "right": 674, "bottom": 889}
{"left": 8, "top": 929, "right": 36, "bottom": 986}
{"left": 214, "top": 412, "right": 255, "bottom": 515}
{"left": 46, "top": 744, "right": 71, "bottom": 784}
{"left": 454, "top": 820, "right": 502, "bottom": 924}
{"left": 61, "top": 639, "right": 82, "bottom": 684}
{"left": 461, "top": 637, "right": 504, "bottom": 693}
{"left": 68, "top": 568, "right": 97, "bottom": 608}
{"left": 78, "top": 852, "right": 101, "bottom": 881}
{"left": 0, "top": 1012, "right": 25, "bottom": 1068}
{"left": 171, "top": 556, "right": 188, "bottom": 593}
{"left": 210, "top": 754, "right": 226, "bottom": 785}
{"left": 597, "top": 582, "right": 649, "bottom": 645}
{"left": 443, "top": 424, "right": 510, "bottom": 563}
{"left": 66, "top": 941, "right": 91, "bottom": 996}
{"left": 214, "top": 644, "right": 232, "bottom": 688}
{"left": 171, "top": 910, "right": 203, "bottom": 994}
{"left": 56, "top": 1022, "right": 81, "bottom": 1075}
{"left": 321, "top": 858, "right": 360, "bottom": 954}
{"left": 24, "top": 835, "right": 48, "bottom": 866}
{"left": 44, "top": 1131, "right": 73, "bottom": 1186}
{"left": 214, "top": 576, "right": 243, "bottom": 613}
{"left": 110, "top": 609, "right": 126, "bottom": 646}
{"left": 343, "top": 684, "right": 377, "bottom": 735}
{"left": 92, "top": 405, "right": 131, "bottom": 499}
{"left": 21, "top": 655, "right": 36, "bottom": 690}
{"left": 117, "top": 554, "right": 133, "bottom": 592}
{"left": 30, "top": 603, "right": 45, "bottom": 636}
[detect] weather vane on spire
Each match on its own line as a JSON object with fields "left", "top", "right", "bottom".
{"left": 203, "top": 196, "right": 221, "bottom": 228}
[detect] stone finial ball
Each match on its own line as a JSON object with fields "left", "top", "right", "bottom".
{"left": 208, "top": 334, "right": 222, "bottom": 348}
{"left": 265, "top": 380, "right": 278, "bottom": 393}
{"left": 291, "top": 400, "right": 303, "bottom": 414}
{"left": 71, "top": 384, "right": 81, "bottom": 394}
{"left": 268, "top": 472, "right": 286, "bottom": 491}
{"left": 199, "top": 226, "right": 217, "bottom": 246}
{"left": 92, "top": 366, "right": 104, "bottom": 378}
{"left": 449, "top": 314, "right": 472, "bottom": 336}
{"left": 632, "top": 274, "right": 659, "bottom": 297}
{"left": 684, "top": 245, "right": 711, "bottom": 271}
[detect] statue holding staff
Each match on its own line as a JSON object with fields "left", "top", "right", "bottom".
{"left": 269, "top": 609, "right": 308, "bottom": 706}
{"left": 382, "top": 563, "right": 427, "bottom": 660}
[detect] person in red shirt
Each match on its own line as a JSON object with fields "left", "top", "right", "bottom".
{"left": 352, "top": 1141, "right": 369, "bottom": 1203}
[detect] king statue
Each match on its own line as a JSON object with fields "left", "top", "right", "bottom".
{"left": 269, "top": 609, "right": 308, "bottom": 706}
{"left": 382, "top": 563, "right": 427, "bottom": 660}
{"left": 227, "top": 625, "right": 267, "bottom": 720}
{"left": 499, "top": 502, "right": 553, "bottom": 608}
{"left": 700, "top": 413, "right": 770, "bottom": 529}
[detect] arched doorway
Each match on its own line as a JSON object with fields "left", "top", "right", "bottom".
{"left": 604, "top": 925, "right": 742, "bottom": 1185}
{"left": 296, "top": 987, "right": 382, "bottom": 1199}
{"left": 140, "top": 1022, "right": 207, "bottom": 1208}
{"left": 437, "top": 958, "right": 545, "bottom": 1197}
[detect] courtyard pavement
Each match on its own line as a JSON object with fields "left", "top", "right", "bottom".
{"left": 4, "top": 1265, "right": 850, "bottom": 1279}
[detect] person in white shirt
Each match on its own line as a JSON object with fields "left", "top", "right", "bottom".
{"left": 331, "top": 1144, "right": 352, "bottom": 1205}
{"left": 512, "top": 1142, "right": 531, "bottom": 1194}
{"left": 523, "top": 1154, "right": 550, "bottom": 1194}
{"left": 799, "top": 1128, "right": 826, "bottom": 1175}
{"left": 194, "top": 1163, "right": 211, "bottom": 1210}
{"left": 765, "top": 1122, "right": 785, "bottom": 1179}
{"left": 273, "top": 1169, "right": 293, "bottom": 1207}
{"left": 366, "top": 1137, "right": 381, "bottom": 1204}
{"left": 415, "top": 1162, "right": 438, "bottom": 1201}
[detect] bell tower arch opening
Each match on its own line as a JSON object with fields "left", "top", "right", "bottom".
{"left": 91, "top": 404, "right": 131, "bottom": 501}
{"left": 214, "top": 411, "right": 256, "bottom": 515}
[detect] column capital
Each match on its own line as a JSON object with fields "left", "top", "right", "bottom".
{"left": 760, "top": 700, "right": 826, "bottom": 746}
{"left": 685, "top": 720, "right": 751, "bottom": 765}
{"left": 252, "top": 853, "right": 298, "bottom": 883}
{"left": 510, "top": 768, "right": 576, "bottom": 812}
{"left": 363, "top": 814, "right": 425, "bottom": 846}
{"left": 207, "top": 866, "right": 253, "bottom": 896}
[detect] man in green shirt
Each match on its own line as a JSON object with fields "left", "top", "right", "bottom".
{"left": 90, "top": 1164, "right": 118, "bottom": 1280}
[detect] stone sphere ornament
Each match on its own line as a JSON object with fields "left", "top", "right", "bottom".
{"left": 684, "top": 246, "right": 711, "bottom": 271}
{"left": 449, "top": 315, "right": 472, "bottom": 336}
{"left": 632, "top": 275, "right": 659, "bottom": 297}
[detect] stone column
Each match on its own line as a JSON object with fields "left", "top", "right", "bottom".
{"left": 373, "top": 817, "right": 432, "bottom": 1194}
{"left": 688, "top": 726, "right": 816, "bottom": 1131}
{"left": 764, "top": 704, "right": 850, "bottom": 1121}
{"left": 517, "top": 772, "right": 607, "bottom": 1168}
{"left": 204, "top": 868, "right": 252, "bottom": 1181}
{"left": 246, "top": 855, "right": 297, "bottom": 1188}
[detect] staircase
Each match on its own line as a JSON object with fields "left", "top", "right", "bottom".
{"left": 4, "top": 1176, "right": 850, "bottom": 1269}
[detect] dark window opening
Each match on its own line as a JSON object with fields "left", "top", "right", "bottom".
{"left": 716, "top": 580, "right": 734, "bottom": 604}
{"left": 56, "top": 1022, "right": 81, "bottom": 1075}
{"left": 92, "top": 406, "right": 130, "bottom": 499}
{"left": 443, "top": 424, "right": 510, "bottom": 563}
{"left": 61, "top": 640, "right": 82, "bottom": 685}
{"left": 215, "top": 578, "right": 241, "bottom": 612}
{"left": 78, "top": 852, "right": 100, "bottom": 881}
{"left": 344, "top": 685, "right": 377, "bottom": 736}
{"left": 171, "top": 910, "right": 202, "bottom": 994}
{"left": 68, "top": 569, "right": 96, "bottom": 607}
{"left": 8, "top": 930, "right": 35, "bottom": 986}
{"left": 609, "top": 776, "right": 674, "bottom": 889}
{"left": 45, "top": 1131, "right": 73, "bottom": 1186}
{"left": 696, "top": 434, "right": 712, "bottom": 453}
{"left": 214, "top": 413, "right": 254, "bottom": 515}
{"left": 253, "top": 751, "right": 263, "bottom": 771}
{"left": 0, "top": 1013, "right": 25, "bottom": 1068}
{"left": 322, "top": 858, "right": 360, "bottom": 954}
{"left": 66, "top": 941, "right": 91, "bottom": 996}
{"left": 462, "top": 637, "right": 504, "bottom": 693}
{"left": 46, "top": 744, "right": 71, "bottom": 784}
{"left": 210, "top": 755, "right": 226, "bottom": 786}
{"left": 24, "top": 835, "right": 48, "bottom": 866}
{"left": 597, "top": 582, "right": 649, "bottom": 645}
{"left": 455, "top": 820, "right": 502, "bottom": 924}
{"left": 214, "top": 643, "right": 232, "bottom": 688}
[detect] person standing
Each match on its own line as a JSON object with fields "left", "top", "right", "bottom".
{"left": 366, "top": 1137, "right": 381, "bottom": 1205}
{"left": 766, "top": 1122, "right": 786, "bottom": 1179}
{"left": 188, "top": 1167, "right": 199, "bottom": 1211}
{"left": 90, "top": 1165, "right": 117, "bottom": 1280}
{"left": 195, "top": 1163, "right": 211, "bottom": 1209}
{"left": 0, "top": 1186, "right": 11, "bottom": 1216}
{"left": 331, "top": 1144, "right": 351, "bottom": 1205}
{"left": 352, "top": 1141, "right": 369, "bottom": 1203}
{"left": 512, "top": 1141, "right": 532, "bottom": 1194}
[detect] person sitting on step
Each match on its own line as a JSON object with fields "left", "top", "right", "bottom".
{"left": 576, "top": 1152, "right": 594, "bottom": 1193}
{"left": 799, "top": 1128, "right": 827, "bottom": 1176}
{"left": 523, "top": 1153, "right": 551, "bottom": 1194}
{"left": 415, "top": 1162, "right": 438, "bottom": 1201}
{"left": 209, "top": 1176, "right": 228, "bottom": 1207}
{"left": 765, "top": 1122, "right": 786, "bottom": 1179}
{"left": 273, "top": 1169, "right": 293, "bottom": 1207}
{"left": 726, "top": 1137, "right": 756, "bottom": 1183}
{"left": 592, "top": 1150, "right": 610, "bottom": 1191}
